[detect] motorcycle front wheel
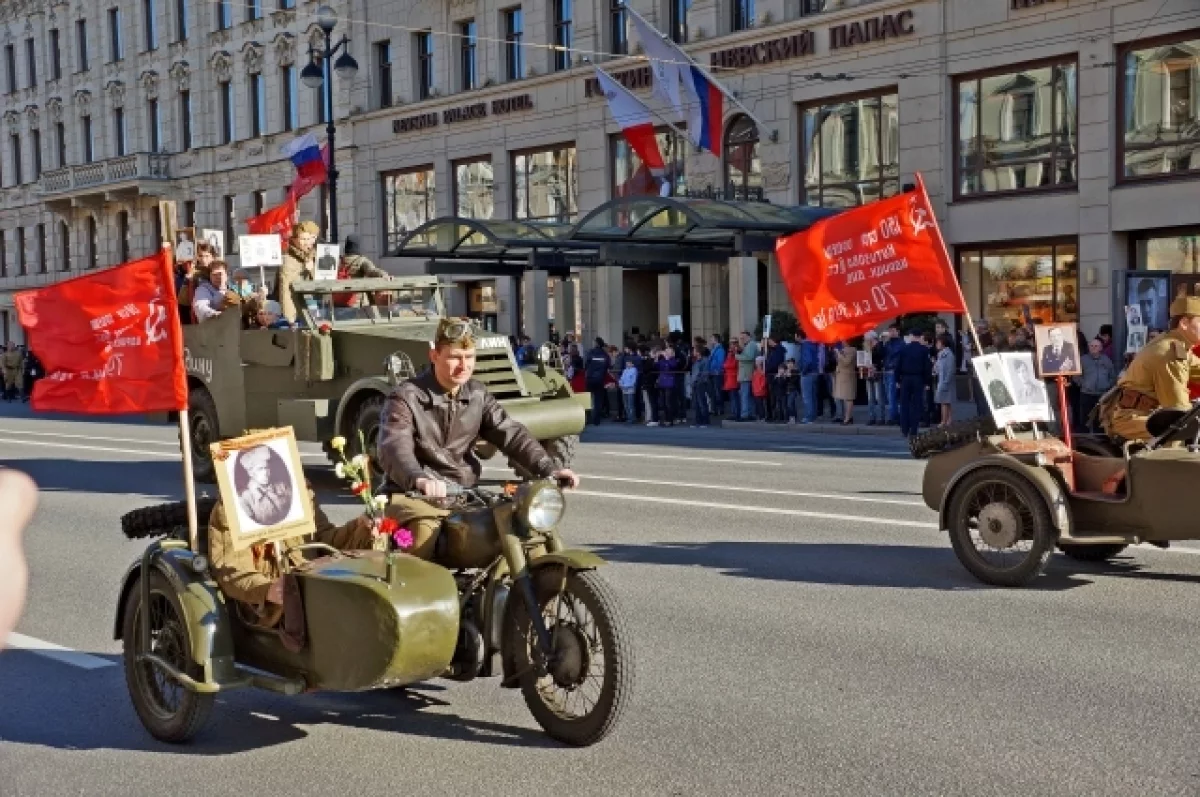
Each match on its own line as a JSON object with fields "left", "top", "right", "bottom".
{"left": 509, "top": 570, "right": 633, "bottom": 746}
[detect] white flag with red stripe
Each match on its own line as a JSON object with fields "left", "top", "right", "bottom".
{"left": 594, "top": 67, "right": 666, "bottom": 171}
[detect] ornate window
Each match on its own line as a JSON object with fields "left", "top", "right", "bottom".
{"left": 723, "top": 115, "right": 761, "bottom": 200}
{"left": 513, "top": 144, "right": 577, "bottom": 222}
{"left": 802, "top": 90, "right": 899, "bottom": 208}
{"left": 1120, "top": 34, "right": 1200, "bottom": 181}
{"left": 383, "top": 167, "right": 436, "bottom": 250}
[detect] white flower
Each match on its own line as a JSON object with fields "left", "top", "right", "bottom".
{"left": 373, "top": 495, "right": 388, "bottom": 510}
{"left": 334, "top": 462, "right": 346, "bottom": 479}
{"left": 352, "top": 454, "right": 369, "bottom": 470}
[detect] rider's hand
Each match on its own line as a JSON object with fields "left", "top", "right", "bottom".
{"left": 553, "top": 469, "right": 580, "bottom": 489}
{"left": 0, "top": 470, "right": 36, "bottom": 650}
{"left": 265, "top": 578, "right": 285, "bottom": 605}
{"left": 415, "top": 477, "right": 447, "bottom": 499}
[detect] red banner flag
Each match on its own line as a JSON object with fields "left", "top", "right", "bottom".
{"left": 14, "top": 249, "right": 188, "bottom": 414}
{"left": 246, "top": 194, "right": 297, "bottom": 244}
{"left": 776, "top": 174, "right": 966, "bottom": 344}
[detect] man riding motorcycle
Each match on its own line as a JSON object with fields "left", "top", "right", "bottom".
{"left": 377, "top": 318, "right": 580, "bottom": 560}
{"left": 1099, "top": 295, "right": 1200, "bottom": 442}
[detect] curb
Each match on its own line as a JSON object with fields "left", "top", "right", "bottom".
{"left": 713, "top": 419, "right": 906, "bottom": 437}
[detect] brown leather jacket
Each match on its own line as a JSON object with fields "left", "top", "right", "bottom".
{"left": 377, "top": 370, "right": 554, "bottom": 491}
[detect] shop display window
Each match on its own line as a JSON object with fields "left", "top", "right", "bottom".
{"left": 962, "top": 242, "right": 1079, "bottom": 331}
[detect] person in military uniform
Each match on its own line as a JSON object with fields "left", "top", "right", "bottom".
{"left": 272, "top": 221, "right": 319, "bottom": 324}
{"left": 209, "top": 485, "right": 376, "bottom": 637}
{"left": 236, "top": 445, "right": 294, "bottom": 527}
{"left": 339, "top": 234, "right": 387, "bottom": 279}
{"left": 377, "top": 318, "right": 580, "bottom": 560}
{"left": 2, "top": 343, "right": 23, "bottom": 402}
{"left": 1099, "top": 295, "right": 1200, "bottom": 442}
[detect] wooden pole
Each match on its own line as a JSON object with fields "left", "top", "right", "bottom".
{"left": 162, "top": 240, "right": 200, "bottom": 553}
{"left": 1056, "top": 375, "right": 1073, "bottom": 451}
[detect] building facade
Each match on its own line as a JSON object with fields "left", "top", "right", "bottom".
{"left": 1, "top": 0, "right": 1198, "bottom": 349}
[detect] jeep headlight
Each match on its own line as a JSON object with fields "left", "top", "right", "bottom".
{"left": 519, "top": 483, "right": 565, "bottom": 532}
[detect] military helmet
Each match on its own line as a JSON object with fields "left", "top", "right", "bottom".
{"left": 1170, "top": 295, "right": 1200, "bottom": 318}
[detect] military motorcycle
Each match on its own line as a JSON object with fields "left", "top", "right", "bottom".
{"left": 115, "top": 478, "right": 632, "bottom": 747}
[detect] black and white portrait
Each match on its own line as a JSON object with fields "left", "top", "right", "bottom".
{"left": 231, "top": 444, "right": 298, "bottom": 530}
{"left": 1034, "top": 322, "right": 1080, "bottom": 377}
{"left": 1002, "top": 352, "right": 1051, "bottom": 423}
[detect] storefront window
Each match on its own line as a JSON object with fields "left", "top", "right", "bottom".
{"left": 611, "top": 128, "right": 687, "bottom": 197}
{"left": 454, "top": 158, "right": 494, "bottom": 219}
{"left": 802, "top": 90, "right": 899, "bottom": 208}
{"left": 962, "top": 241, "right": 1078, "bottom": 331}
{"left": 382, "top": 167, "right": 435, "bottom": 251}
{"left": 724, "top": 115, "right": 761, "bottom": 200}
{"left": 1136, "top": 230, "right": 1200, "bottom": 272}
{"left": 956, "top": 59, "right": 1077, "bottom": 197}
{"left": 1121, "top": 34, "right": 1200, "bottom": 180}
{"left": 513, "top": 144, "right": 578, "bottom": 222}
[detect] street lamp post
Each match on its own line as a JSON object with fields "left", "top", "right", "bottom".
{"left": 300, "top": 5, "right": 358, "bottom": 244}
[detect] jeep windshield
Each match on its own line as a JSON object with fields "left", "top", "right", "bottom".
{"left": 297, "top": 284, "right": 444, "bottom": 326}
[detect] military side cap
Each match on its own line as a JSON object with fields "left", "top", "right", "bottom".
{"left": 1170, "top": 295, "right": 1200, "bottom": 317}
{"left": 294, "top": 220, "right": 320, "bottom": 236}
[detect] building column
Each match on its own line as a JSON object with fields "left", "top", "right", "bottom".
{"left": 657, "top": 272, "right": 683, "bottom": 334}
{"left": 523, "top": 268, "right": 549, "bottom": 342}
{"left": 594, "top": 265, "right": 624, "bottom": 346}
{"left": 494, "top": 276, "right": 516, "bottom": 336}
{"left": 728, "top": 255, "right": 759, "bottom": 340}
{"left": 552, "top": 276, "right": 577, "bottom": 340}
{"left": 443, "top": 284, "right": 468, "bottom": 318}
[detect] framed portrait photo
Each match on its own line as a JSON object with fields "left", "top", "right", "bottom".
{"left": 1001, "top": 352, "right": 1052, "bottom": 423}
{"left": 210, "top": 427, "right": 316, "bottom": 550}
{"left": 1033, "top": 322, "right": 1081, "bottom": 378}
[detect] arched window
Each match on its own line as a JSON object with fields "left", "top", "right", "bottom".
{"left": 723, "top": 115, "right": 761, "bottom": 200}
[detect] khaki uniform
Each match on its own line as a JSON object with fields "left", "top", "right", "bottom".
{"left": 341, "top": 254, "right": 387, "bottom": 279}
{"left": 272, "top": 246, "right": 315, "bottom": 323}
{"left": 208, "top": 492, "right": 375, "bottom": 627}
{"left": 2, "top": 349, "right": 23, "bottom": 395}
{"left": 1100, "top": 328, "right": 1200, "bottom": 441}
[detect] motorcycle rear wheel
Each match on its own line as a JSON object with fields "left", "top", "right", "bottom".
{"left": 510, "top": 570, "right": 633, "bottom": 746}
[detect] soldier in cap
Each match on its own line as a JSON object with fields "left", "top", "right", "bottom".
{"left": 235, "top": 445, "right": 293, "bottom": 527}
{"left": 1098, "top": 294, "right": 1200, "bottom": 442}
{"left": 273, "top": 220, "right": 320, "bottom": 324}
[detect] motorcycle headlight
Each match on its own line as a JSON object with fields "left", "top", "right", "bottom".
{"left": 519, "top": 483, "right": 565, "bottom": 533}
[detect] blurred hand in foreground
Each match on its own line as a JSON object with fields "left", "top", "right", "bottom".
{"left": 0, "top": 470, "right": 37, "bottom": 650}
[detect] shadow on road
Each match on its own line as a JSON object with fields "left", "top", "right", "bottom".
{"left": 577, "top": 424, "right": 914, "bottom": 461}
{"left": 0, "top": 458, "right": 187, "bottom": 501}
{"left": 0, "top": 650, "right": 558, "bottom": 753}
{"left": 588, "top": 540, "right": 1095, "bottom": 592}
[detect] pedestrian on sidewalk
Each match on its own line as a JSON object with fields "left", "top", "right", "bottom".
{"left": 771, "top": 363, "right": 789, "bottom": 423}
{"left": 1076, "top": 337, "right": 1116, "bottom": 432}
{"left": 736, "top": 332, "right": 760, "bottom": 421}
{"left": 834, "top": 340, "right": 859, "bottom": 425}
{"left": 752, "top": 357, "right": 769, "bottom": 421}
{"left": 619, "top": 359, "right": 639, "bottom": 424}
{"left": 799, "top": 335, "right": 821, "bottom": 424}
{"left": 656, "top": 347, "right": 679, "bottom": 426}
{"left": 723, "top": 341, "right": 741, "bottom": 421}
{"left": 692, "top": 346, "right": 713, "bottom": 427}
{"left": 585, "top": 338, "right": 612, "bottom": 425}
{"left": 883, "top": 324, "right": 903, "bottom": 425}
{"left": 934, "top": 333, "right": 957, "bottom": 427}
{"left": 785, "top": 359, "right": 801, "bottom": 423}
{"left": 862, "top": 331, "right": 886, "bottom": 425}
{"left": 897, "top": 328, "right": 931, "bottom": 440}
{"left": 708, "top": 335, "right": 726, "bottom": 416}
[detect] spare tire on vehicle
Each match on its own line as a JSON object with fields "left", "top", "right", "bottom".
{"left": 909, "top": 417, "right": 997, "bottom": 459}
{"left": 121, "top": 498, "right": 219, "bottom": 541}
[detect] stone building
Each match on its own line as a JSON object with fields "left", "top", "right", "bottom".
{"left": 1, "top": 0, "right": 1198, "bottom": 351}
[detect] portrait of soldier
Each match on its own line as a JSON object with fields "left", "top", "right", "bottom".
{"left": 981, "top": 360, "right": 1014, "bottom": 410}
{"left": 1038, "top": 324, "right": 1077, "bottom": 375}
{"left": 1007, "top": 357, "right": 1044, "bottom": 406}
{"left": 234, "top": 445, "right": 294, "bottom": 528}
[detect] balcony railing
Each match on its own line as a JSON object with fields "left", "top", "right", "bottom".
{"left": 37, "top": 153, "right": 172, "bottom": 196}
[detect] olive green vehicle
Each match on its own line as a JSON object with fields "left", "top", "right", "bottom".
{"left": 169, "top": 276, "right": 588, "bottom": 482}
{"left": 115, "top": 478, "right": 633, "bottom": 746}
{"left": 914, "top": 409, "right": 1200, "bottom": 587}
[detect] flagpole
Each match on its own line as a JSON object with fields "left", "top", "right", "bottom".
{"left": 163, "top": 240, "right": 200, "bottom": 553}
{"left": 626, "top": 6, "right": 776, "bottom": 141}
{"left": 595, "top": 64, "right": 689, "bottom": 143}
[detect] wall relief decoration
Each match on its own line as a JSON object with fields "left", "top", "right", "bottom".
{"left": 243, "top": 41, "right": 264, "bottom": 75}
{"left": 273, "top": 32, "right": 296, "bottom": 66}
{"left": 141, "top": 70, "right": 159, "bottom": 99}
{"left": 211, "top": 50, "right": 233, "bottom": 83}
{"left": 170, "top": 60, "right": 191, "bottom": 92}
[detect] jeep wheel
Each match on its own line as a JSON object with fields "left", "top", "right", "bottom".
{"left": 947, "top": 467, "right": 1057, "bottom": 587}
{"left": 350, "top": 395, "right": 386, "bottom": 479}
{"left": 182, "top": 388, "right": 219, "bottom": 483}
{"left": 510, "top": 434, "right": 578, "bottom": 481}
{"left": 1058, "top": 542, "right": 1128, "bottom": 562}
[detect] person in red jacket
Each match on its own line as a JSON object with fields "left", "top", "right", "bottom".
{"left": 723, "top": 342, "right": 741, "bottom": 418}
{"left": 751, "top": 357, "right": 769, "bottom": 421}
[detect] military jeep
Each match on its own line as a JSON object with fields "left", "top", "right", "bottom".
{"left": 167, "top": 276, "right": 588, "bottom": 482}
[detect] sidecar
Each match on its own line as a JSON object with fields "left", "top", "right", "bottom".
{"left": 113, "top": 500, "right": 460, "bottom": 742}
{"left": 917, "top": 410, "right": 1200, "bottom": 587}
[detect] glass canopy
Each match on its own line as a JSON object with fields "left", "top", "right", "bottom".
{"left": 392, "top": 217, "right": 577, "bottom": 257}
{"left": 566, "top": 196, "right": 839, "bottom": 243}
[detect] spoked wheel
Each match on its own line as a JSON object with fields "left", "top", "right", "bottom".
{"left": 350, "top": 395, "right": 386, "bottom": 481}
{"left": 510, "top": 571, "right": 633, "bottom": 746}
{"left": 122, "top": 571, "right": 214, "bottom": 742}
{"left": 947, "top": 467, "right": 1057, "bottom": 587}
{"left": 184, "top": 388, "right": 219, "bottom": 483}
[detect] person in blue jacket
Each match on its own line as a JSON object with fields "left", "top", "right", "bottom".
{"left": 882, "top": 323, "right": 905, "bottom": 425}
{"left": 708, "top": 334, "right": 726, "bottom": 415}
{"left": 895, "top": 327, "right": 932, "bottom": 439}
{"left": 799, "top": 335, "right": 823, "bottom": 423}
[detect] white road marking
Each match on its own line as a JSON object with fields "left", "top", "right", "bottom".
{"left": 571, "top": 489, "right": 936, "bottom": 528}
{"left": 4, "top": 633, "right": 116, "bottom": 670}
{"left": 596, "top": 451, "right": 783, "bottom": 467}
{"left": 769, "top": 443, "right": 909, "bottom": 457}
{"left": 0, "top": 428, "right": 179, "bottom": 447}
{"left": 482, "top": 467, "right": 924, "bottom": 507}
{"left": 0, "top": 435, "right": 328, "bottom": 462}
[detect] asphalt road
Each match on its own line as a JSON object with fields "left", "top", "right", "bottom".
{"left": 2, "top": 406, "right": 1200, "bottom": 796}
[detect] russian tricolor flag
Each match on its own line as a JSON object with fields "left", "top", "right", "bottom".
{"left": 682, "top": 66, "right": 724, "bottom": 155}
{"left": 280, "top": 133, "right": 328, "bottom": 200}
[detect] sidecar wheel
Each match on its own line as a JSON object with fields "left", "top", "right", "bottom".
{"left": 122, "top": 570, "right": 214, "bottom": 743}
{"left": 511, "top": 571, "right": 633, "bottom": 746}
{"left": 947, "top": 467, "right": 1057, "bottom": 587}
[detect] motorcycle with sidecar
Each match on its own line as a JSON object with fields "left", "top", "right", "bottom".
{"left": 114, "top": 478, "right": 632, "bottom": 746}
{"left": 913, "top": 406, "right": 1200, "bottom": 587}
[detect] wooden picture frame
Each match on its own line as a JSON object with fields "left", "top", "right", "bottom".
{"left": 210, "top": 427, "right": 316, "bottom": 551}
{"left": 1033, "top": 321, "right": 1081, "bottom": 377}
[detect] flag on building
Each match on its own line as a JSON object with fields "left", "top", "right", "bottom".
{"left": 681, "top": 66, "right": 724, "bottom": 155}
{"left": 629, "top": 11, "right": 686, "bottom": 120}
{"left": 247, "top": 193, "right": 298, "bottom": 244}
{"left": 594, "top": 67, "right": 666, "bottom": 171}
{"left": 281, "top": 133, "right": 328, "bottom": 200}
{"left": 14, "top": 248, "right": 188, "bottom": 414}
{"left": 776, "top": 174, "right": 966, "bottom": 344}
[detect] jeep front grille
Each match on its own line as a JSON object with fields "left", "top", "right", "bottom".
{"left": 473, "top": 348, "right": 527, "bottom": 399}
